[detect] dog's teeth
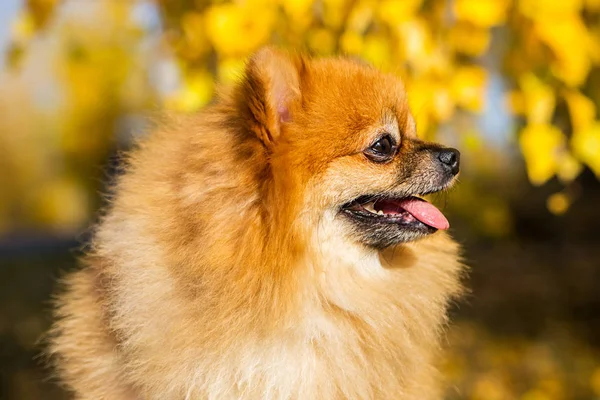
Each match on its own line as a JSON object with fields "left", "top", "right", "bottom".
{"left": 377, "top": 210, "right": 384, "bottom": 215}
{"left": 363, "top": 202, "right": 377, "bottom": 213}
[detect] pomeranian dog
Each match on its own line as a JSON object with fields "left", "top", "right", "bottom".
{"left": 49, "top": 47, "right": 464, "bottom": 400}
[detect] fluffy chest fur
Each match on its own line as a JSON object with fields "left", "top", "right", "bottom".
{"left": 79, "top": 203, "right": 462, "bottom": 400}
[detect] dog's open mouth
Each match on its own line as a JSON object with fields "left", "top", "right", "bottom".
{"left": 342, "top": 195, "right": 449, "bottom": 231}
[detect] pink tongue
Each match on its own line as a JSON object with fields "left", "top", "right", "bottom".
{"left": 395, "top": 198, "right": 449, "bottom": 230}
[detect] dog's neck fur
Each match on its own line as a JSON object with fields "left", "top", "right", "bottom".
{"left": 90, "top": 182, "right": 461, "bottom": 399}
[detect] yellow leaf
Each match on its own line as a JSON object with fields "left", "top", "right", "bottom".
{"left": 322, "top": 0, "right": 348, "bottom": 29}
{"left": 420, "top": 47, "right": 451, "bottom": 76}
{"left": 572, "top": 122, "right": 600, "bottom": 176}
{"left": 308, "top": 28, "right": 336, "bottom": 55}
{"left": 546, "top": 193, "right": 570, "bottom": 215}
{"left": 361, "top": 35, "right": 392, "bottom": 69}
{"left": 407, "top": 80, "right": 435, "bottom": 137}
{"left": 11, "top": 12, "right": 36, "bottom": 42}
{"left": 281, "top": 0, "right": 314, "bottom": 20}
{"left": 205, "top": 4, "right": 243, "bottom": 54}
{"left": 205, "top": 3, "right": 274, "bottom": 56}
{"left": 519, "top": 124, "right": 565, "bottom": 185}
{"left": 551, "top": 51, "right": 591, "bottom": 87}
{"left": 322, "top": 0, "right": 348, "bottom": 9}
{"left": 180, "top": 12, "right": 209, "bottom": 59}
{"left": 451, "top": 66, "right": 487, "bottom": 112}
{"left": 519, "top": 0, "right": 583, "bottom": 20}
{"left": 431, "top": 87, "right": 455, "bottom": 121}
{"left": 37, "top": 177, "right": 89, "bottom": 231}
{"left": 347, "top": 0, "right": 375, "bottom": 33}
{"left": 557, "top": 153, "right": 583, "bottom": 182}
{"left": 505, "top": 91, "right": 525, "bottom": 115}
{"left": 453, "top": 0, "right": 509, "bottom": 27}
{"left": 520, "top": 74, "right": 555, "bottom": 124}
{"left": 448, "top": 23, "right": 491, "bottom": 57}
{"left": 377, "top": 0, "right": 423, "bottom": 26}
{"left": 396, "top": 19, "right": 450, "bottom": 75}
{"left": 396, "top": 19, "right": 431, "bottom": 65}
{"left": 565, "top": 91, "right": 596, "bottom": 133}
{"left": 166, "top": 69, "right": 214, "bottom": 112}
{"left": 281, "top": 0, "right": 314, "bottom": 31}
{"left": 535, "top": 16, "right": 592, "bottom": 86}
{"left": 340, "top": 30, "right": 364, "bottom": 55}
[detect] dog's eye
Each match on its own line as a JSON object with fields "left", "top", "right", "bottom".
{"left": 364, "top": 135, "right": 397, "bottom": 162}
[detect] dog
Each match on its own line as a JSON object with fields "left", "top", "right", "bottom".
{"left": 49, "top": 47, "right": 465, "bottom": 399}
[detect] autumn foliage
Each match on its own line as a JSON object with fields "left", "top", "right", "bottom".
{"left": 3, "top": 0, "right": 600, "bottom": 231}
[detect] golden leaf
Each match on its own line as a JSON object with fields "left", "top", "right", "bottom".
{"left": 11, "top": 12, "right": 36, "bottom": 43}
{"left": 519, "top": 124, "right": 565, "bottom": 185}
{"left": 546, "top": 193, "right": 570, "bottom": 215}
{"left": 453, "top": 0, "right": 509, "bottom": 27}
{"left": 377, "top": 0, "right": 423, "bottom": 26}
{"left": 322, "top": 0, "right": 348, "bottom": 29}
{"left": 449, "top": 23, "right": 491, "bottom": 57}
{"left": 340, "top": 30, "right": 364, "bottom": 55}
{"left": 281, "top": 0, "right": 314, "bottom": 20}
{"left": 37, "top": 177, "right": 89, "bottom": 230}
{"left": 361, "top": 34, "right": 392, "bottom": 69}
{"left": 451, "top": 66, "right": 487, "bottom": 112}
{"left": 572, "top": 122, "right": 600, "bottom": 176}
{"left": 519, "top": 0, "right": 583, "bottom": 20}
{"left": 564, "top": 91, "right": 596, "bottom": 133}
{"left": 505, "top": 91, "right": 525, "bottom": 115}
{"left": 535, "top": 16, "right": 592, "bottom": 86}
{"left": 346, "top": 0, "right": 375, "bottom": 33}
{"left": 396, "top": 19, "right": 431, "bottom": 66}
{"left": 557, "top": 153, "right": 583, "bottom": 182}
{"left": 431, "top": 87, "right": 455, "bottom": 122}
{"left": 407, "top": 80, "right": 435, "bottom": 135}
{"left": 308, "top": 28, "right": 336, "bottom": 55}
{"left": 519, "top": 74, "right": 555, "bottom": 124}
{"left": 181, "top": 12, "right": 210, "bottom": 59}
{"left": 205, "top": 3, "right": 274, "bottom": 56}
{"left": 166, "top": 69, "right": 214, "bottom": 112}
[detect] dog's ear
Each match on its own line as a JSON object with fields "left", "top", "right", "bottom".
{"left": 239, "top": 47, "right": 304, "bottom": 149}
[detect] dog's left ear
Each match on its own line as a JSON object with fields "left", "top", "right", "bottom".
{"left": 239, "top": 47, "right": 304, "bottom": 149}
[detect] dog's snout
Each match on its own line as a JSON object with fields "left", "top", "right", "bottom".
{"left": 437, "top": 148, "right": 460, "bottom": 176}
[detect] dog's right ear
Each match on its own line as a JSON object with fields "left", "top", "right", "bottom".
{"left": 238, "top": 47, "right": 304, "bottom": 149}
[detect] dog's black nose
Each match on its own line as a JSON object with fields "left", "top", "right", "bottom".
{"left": 437, "top": 148, "right": 460, "bottom": 175}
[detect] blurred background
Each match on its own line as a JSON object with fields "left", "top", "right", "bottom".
{"left": 1, "top": 0, "right": 599, "bottom": 399}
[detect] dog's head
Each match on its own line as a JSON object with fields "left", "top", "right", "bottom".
{"left": 234, "top": 47, "right": 459, "bottom": 249}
